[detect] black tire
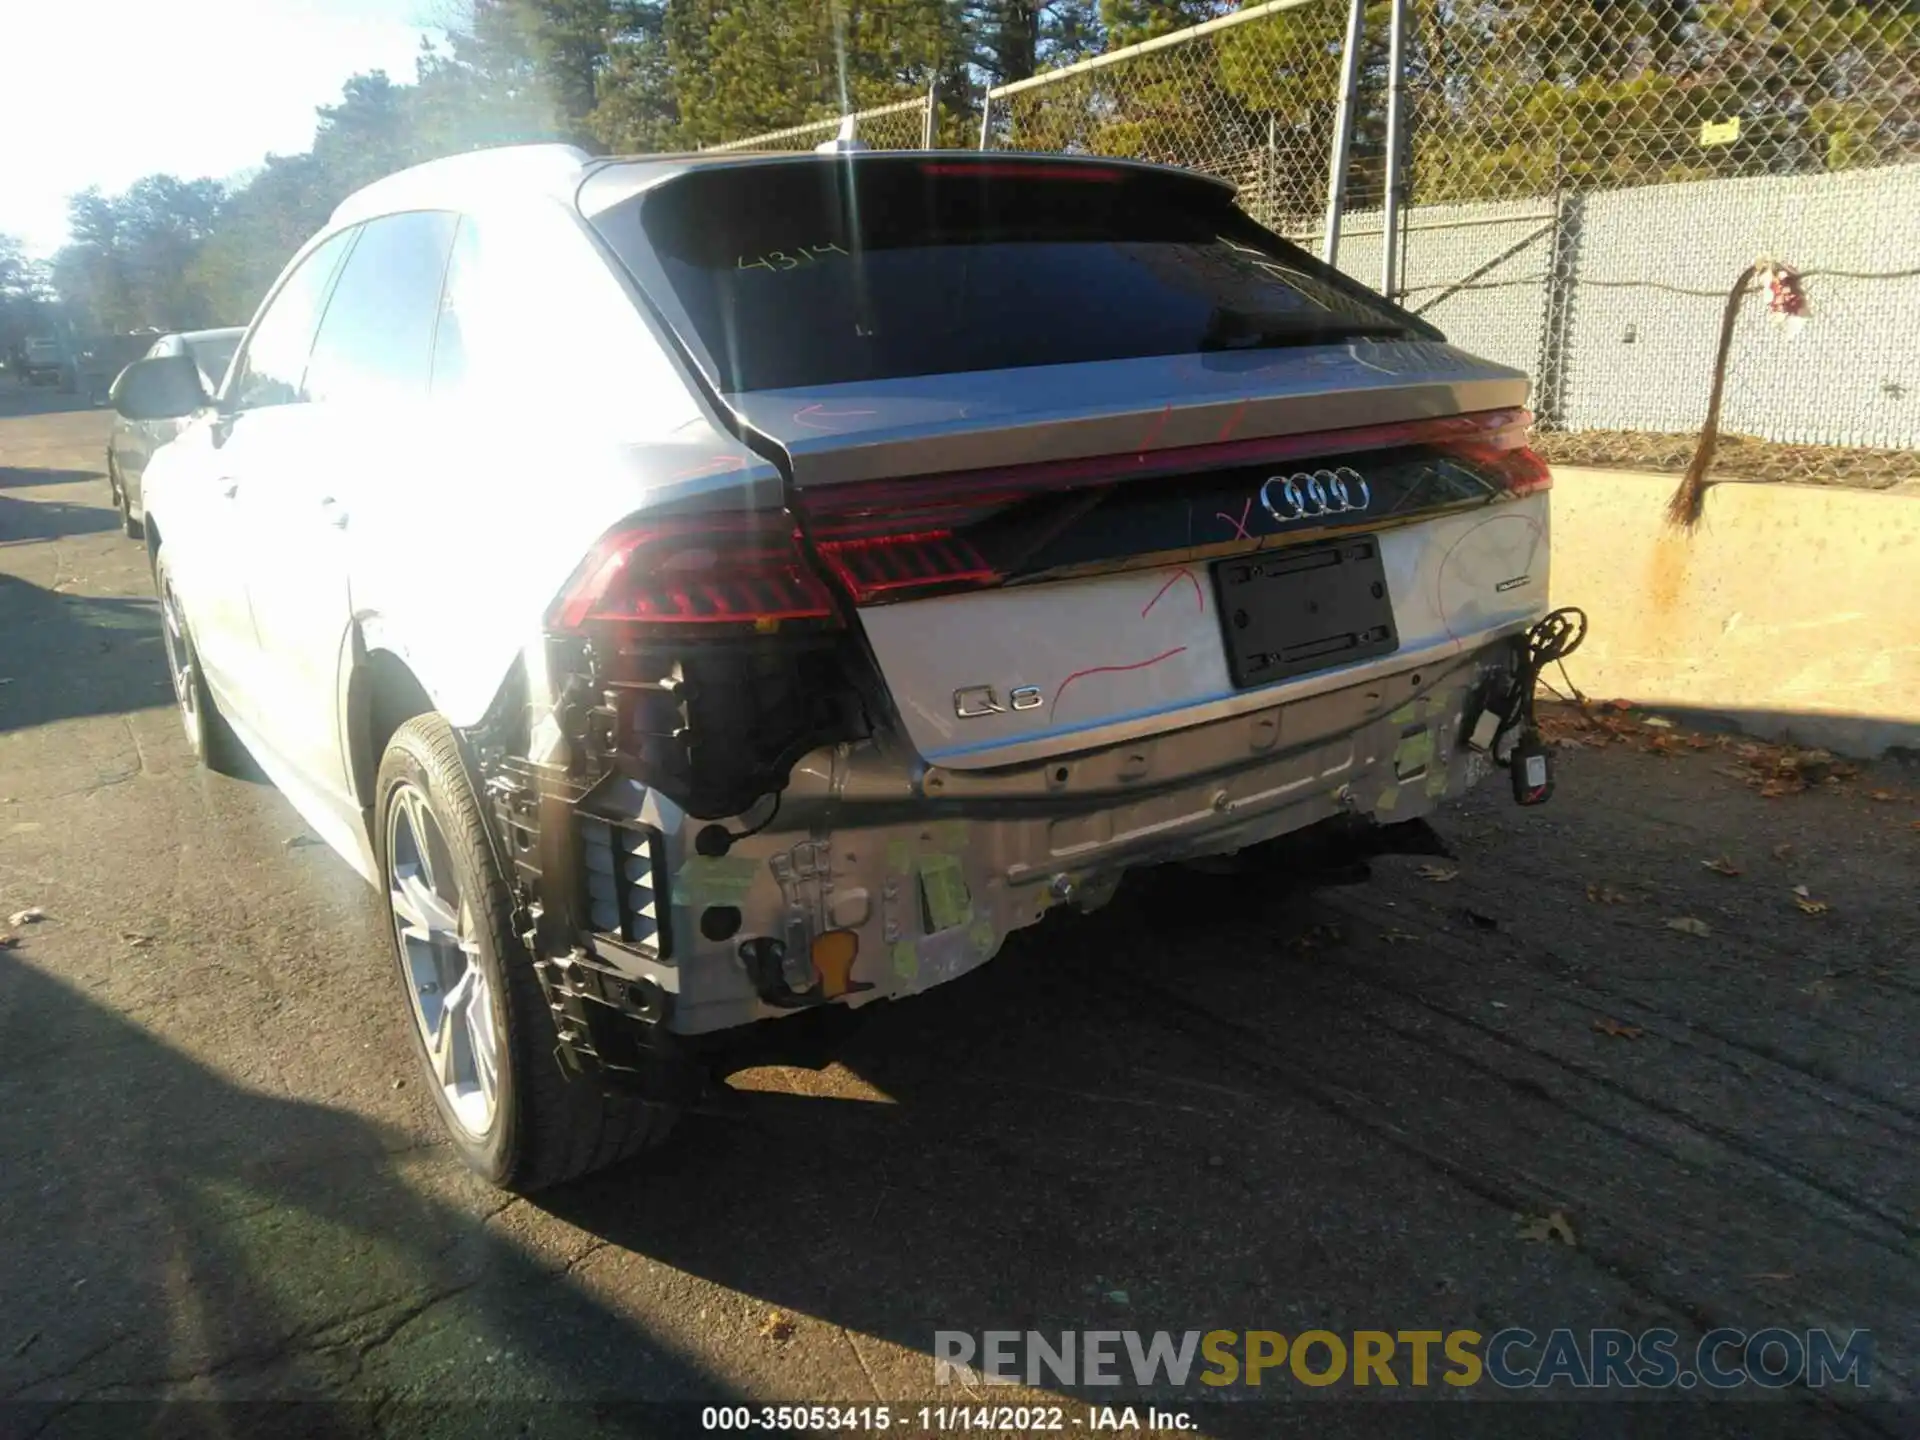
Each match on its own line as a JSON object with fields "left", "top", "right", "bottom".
{"left": 375, "top": 714, "right": 674, "bottom": 1191}
{"left": 108, "top": 454, "right": 142, "bottom": 538}
{"left": 153, "top": 548, "right": 243, "bottom": 773}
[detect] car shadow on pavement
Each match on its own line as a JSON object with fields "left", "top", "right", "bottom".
{"left": 0, "top": 951, "right": 742, "bottom": 1432}
{"left": 0, "top": 574, "right": 174, "bottom": 731}
{"left": 0, "top": 467, "right": 103, "bottom": 490}
{"left": 0, "top": 389, "right": 105, "bottom": 422}
{"left": 0, "top": 494, "right": 121, "bottom": 548}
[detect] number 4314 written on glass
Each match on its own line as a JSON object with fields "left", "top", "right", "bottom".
{"left": 737, "top": 243, "right": 849, "bottom": 273}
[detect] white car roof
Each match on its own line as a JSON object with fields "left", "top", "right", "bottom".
{"left": 329, "top": 143, "right": 595, "bottom": 228}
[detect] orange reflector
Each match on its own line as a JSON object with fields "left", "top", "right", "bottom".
{"left": 811, "top": 929, "right": 860, "bottom": 998}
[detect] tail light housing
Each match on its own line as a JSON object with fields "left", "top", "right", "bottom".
{"left": 543, "top": 511, "right": 873, "bottom": 820}
{"left": 813, "top": 529, "right": 1001, "bottom": 605}
{"left": 794, "top": 406, "right": 1550, "bottom": 607}
{"left": 1442, "top": 410, "right": 1552, "bottom": 497}
{"left": 547, "top": 409, "right": 1550, "bottom": 631}
{"left": 548, "top": 515, "right": 839, "bottom": 635}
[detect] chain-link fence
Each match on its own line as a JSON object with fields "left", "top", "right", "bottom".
{"left": 698, "top": 93, "right": 935, "bottom": 154}
{"left": 980, "top": 0, "right": 1353, "bottom": 240}
{"left": 695, "top": 3, "right": 1918, "bottom": 491}
{"left": 1390, "top": 0, "right": 1920, "bottom": 489}
{"left": 976, "top": 0, "right": 1918, "bottom": 489}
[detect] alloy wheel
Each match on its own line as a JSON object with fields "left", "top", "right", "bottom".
{"left": 158, "top": 578, "right": 200, "bottom": 749}
{"left": 386, "top": 782, "right": 499, "bottom": 1137}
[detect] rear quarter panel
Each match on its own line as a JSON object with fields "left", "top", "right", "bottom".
{"left": 337, "top": 199, "right": 781, "bottom": 728}
{"left": 342, "top": 426, "right": 784, "bottom": 728}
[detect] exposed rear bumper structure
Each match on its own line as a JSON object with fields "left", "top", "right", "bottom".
{"left": 487, "top": 635, "right": 1524, "bottom": 1090}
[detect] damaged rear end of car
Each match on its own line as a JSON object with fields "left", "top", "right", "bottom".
{"left": 471, "top": 151, "right": 1561, "bottom": 1100}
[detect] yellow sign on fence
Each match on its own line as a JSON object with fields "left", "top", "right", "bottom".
{"left": 1700, "top": 118, "right": 1742, "bottom": 147}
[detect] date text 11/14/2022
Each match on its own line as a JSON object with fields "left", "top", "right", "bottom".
{"left": 700, "top": 1405, "right": 1195, "bottom": 1431}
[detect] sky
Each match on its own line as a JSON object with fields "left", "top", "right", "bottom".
{"left": 0, "top": 0, "right": 446, "bottom": 258}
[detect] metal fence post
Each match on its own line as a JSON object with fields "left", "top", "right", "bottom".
{"left": 1320, "top": 0, "right": 1366, "bottom": 267}
{"left": 1533, "top": 152, "right": 1584, "bottom": 432}
{"left": 978, "top": 92, "right": 994, "bottom": 150}
{"left": 1380, "top": 0, "right": 1409, "bottom": 298}
{"left": 924, "top": 74, "right": 938, "bottom": 149}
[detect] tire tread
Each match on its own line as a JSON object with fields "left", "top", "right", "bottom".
{"left": 381, "top": 715, "right": 672, "bottom": 1192}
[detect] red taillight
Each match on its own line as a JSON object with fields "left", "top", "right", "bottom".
{"left": 549, "top": 516, "right": 838, "bottom": 633}
{"left": 789, "top": 406, "right": 1548, "bottom": 609}
{"left": 1445, "top": 420, "right": 1552, "bottom": 497}
{"left": 813, "top": 529, "right": 999, "bottom": 604}
{"left": 1492, "top": 445, "right": 1553, "bottom": 496}
{"left": 806, "top": 407, "right": 1538, "bottom": 520}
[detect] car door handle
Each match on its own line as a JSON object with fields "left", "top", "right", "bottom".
{"left": 319, "top": 496, "right": 349, "bottom": 529}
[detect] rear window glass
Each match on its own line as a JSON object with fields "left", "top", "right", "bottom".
{"left": 602, "top": 157, "right": 1432, "bottom": 393}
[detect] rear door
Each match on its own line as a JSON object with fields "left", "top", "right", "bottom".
{"left": 179, "top": 229, "right": 356, "bottom": 708}
{"left": 595, "top": 156, "right": 1545, "bottom": 770}
{"left": 236, "top": 209, "right": 459, "bottom": 805}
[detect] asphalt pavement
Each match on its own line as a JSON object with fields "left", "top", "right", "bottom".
{"left": 1, "top": 378, "right": 1916, "bottom": 1438}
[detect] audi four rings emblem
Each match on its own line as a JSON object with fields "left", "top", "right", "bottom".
{"left": 1259, "top": 466, "right": 1372, "bottom": 524}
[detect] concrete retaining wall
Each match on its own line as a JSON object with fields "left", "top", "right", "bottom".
{"left": 1547, "top": 468, "right": 1920, "bottom": 758}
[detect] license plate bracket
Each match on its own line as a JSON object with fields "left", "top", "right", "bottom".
{"left": 1213, "top": 536, "right": 1398, "bottom": 689}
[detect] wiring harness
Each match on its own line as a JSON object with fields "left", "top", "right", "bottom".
{"left": 1494, "top": 606, "right": 1588, "bottom": 805}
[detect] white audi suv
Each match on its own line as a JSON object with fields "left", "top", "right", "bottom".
{"left": 110, "top": 143, "right": 1560, "bottom": 1190}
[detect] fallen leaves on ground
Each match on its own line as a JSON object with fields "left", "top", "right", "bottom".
{"left": 1416, "top": 863, "right": 1459, "bottom": 882}
{"left": 1701, "top": 856, "right": 1742, "bottom": 877}
{"left": 1747, "top": 1272, "right": 1796, "bottom": 1283}
{"left": 1536, "top": 702, "right": 1870, "bottom": 796}
{"left": 1585, "top": 882, "right": 1629, "bottom": 904}
{"left": 1665, "top": 917, "right": 1712, "bottom": 937}
{"left": 1868, "top": 790, "right": 1899, "bottom": 802}
{"left": 1731, "top": 741, "right": 1856, "bottom": 796}
{"left": 1517, "top": 1210, "right": 1578, "bottom": 1246}
{"left": 1772, "top": 843, "right": 1795, "bottom": 860}
{"left": 1593, "top": 1018, "right": 1643, "bottom": 1039}
{"left": 122, "top": 932, "right": 154, "bottom": 948}
{"left": 759, "top": 1310, "right": 796, "bottom": 1343}
{"left": 1381, "top": 927, "right": 1420, "bottom": 944}
{"left": 0, "top": 933, "right": 18, "bottom": 950}
{"left": 1791, "top": 885, "right": 1832, "bottom": 915}
{"left": 7, "top": 907, "right": 45, "bottom": 927}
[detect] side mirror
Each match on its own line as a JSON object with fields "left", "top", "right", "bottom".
{"left": 110, "top": 355, "right": 210, "bottom": 422}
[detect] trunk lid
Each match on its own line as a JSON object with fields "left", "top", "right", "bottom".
{"left": 726, "top": 342, "right": 1527, "bottom": 490}
{"left": 768, "top": 365, "right": 1546, "bottom": 772}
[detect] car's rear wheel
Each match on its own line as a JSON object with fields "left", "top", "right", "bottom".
{"left": 155, "top": 550, "right": 241, "bottom": 772}
{"left": 107, "top": 455, "right": 141, "bottom": 538}
{"left": 376, "top": 714, "right": 674, "bottom": 1191}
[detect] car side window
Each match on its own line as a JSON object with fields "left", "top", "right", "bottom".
{"left": 428, "top": 207, "right": 681, "bottom": 419}
{"left": 305, "top": 210, "right": 459, "bottom": 407}
{"left": 428, "top": 217, "right": 478, "bottom": 396}
{"left": 228, "top": 229, "right": 357, "bottom": 412}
